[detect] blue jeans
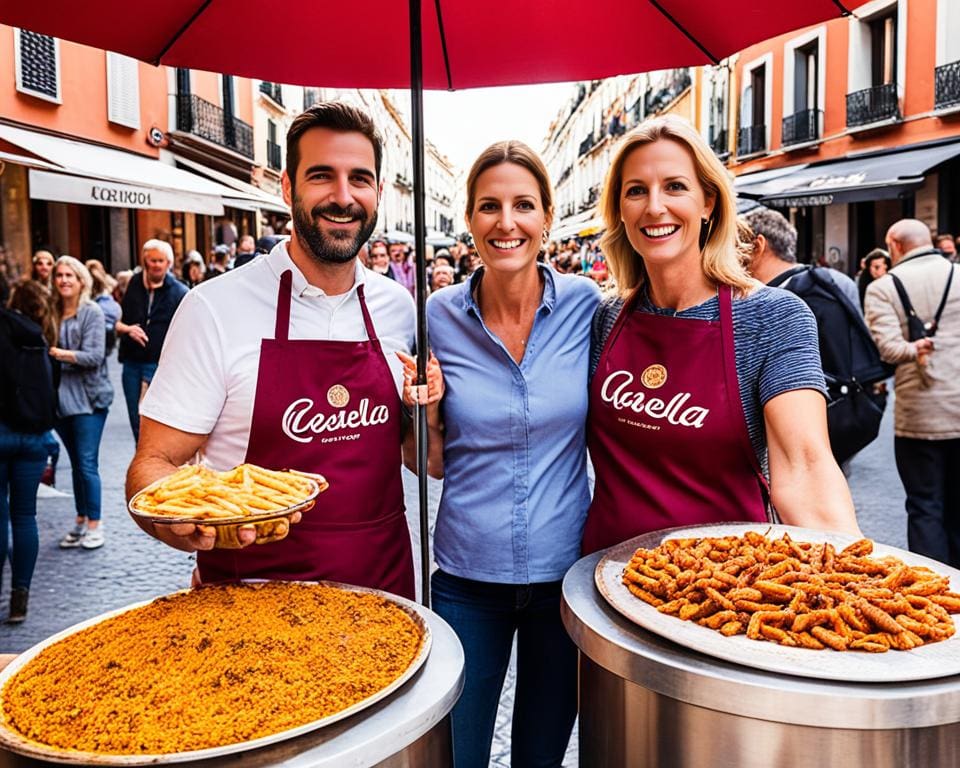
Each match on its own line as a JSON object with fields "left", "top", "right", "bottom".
{"left": 0, "top": 423, "right": 46, "bottom": 589}
{"left": 55, "top": 409, "right": 108, "bottom": 522}
{"left": 431, "top": 570, "right": 577, "bottom": 768}
{"left": 121, "top": 361, "right": 157, "bottom": 442}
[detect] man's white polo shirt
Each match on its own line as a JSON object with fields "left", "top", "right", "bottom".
{"left": 140, "top": 243, "right": 416, "bottom": 470}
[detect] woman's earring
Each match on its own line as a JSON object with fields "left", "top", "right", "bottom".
{"left": 699, "top": 218, "right": 712, "bottom": 251}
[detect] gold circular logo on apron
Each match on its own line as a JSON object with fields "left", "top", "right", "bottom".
{"left": 641, "top": 364, "right": 668, "bottom": 389}
{"left": 326, "top": 384, "right": 350, "bottom": 408}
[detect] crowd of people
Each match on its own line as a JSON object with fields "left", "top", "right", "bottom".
{"left": 0, "top": 99, "right": 957, "bottom": 768}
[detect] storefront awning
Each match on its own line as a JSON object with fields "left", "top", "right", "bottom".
{"left": 0, "top": 123, "right": 239, "bottom": 215}
{"left": 551, "top": 210, "right": 598, "bottom": 241}
{"left": 736, "top": 142, "right": 960, "bottom": 208}
{"left": 172, "top": 154, "right": 289, "bottom": 214}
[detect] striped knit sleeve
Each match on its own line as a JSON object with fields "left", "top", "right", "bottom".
{"left": 590, "top": 295, "right": 624, "bottom": 379}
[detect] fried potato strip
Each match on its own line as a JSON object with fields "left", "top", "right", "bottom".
{"left": 131, "top": 463, "right": 324, "bottom": 522}
{"left": 623, "top": 533, "right": 958, "bottom": 653}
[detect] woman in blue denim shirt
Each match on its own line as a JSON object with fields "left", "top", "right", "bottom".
{"left": 0, "top": 280, "right": 58, "bottom": 622}
{"left": 401, "top": 142, "right": 601, "bottom": 768}
{"left": 49, "top": 256, "right": 113, "bottom": 550}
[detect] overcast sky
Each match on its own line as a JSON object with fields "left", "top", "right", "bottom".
{"left": 419, "top": 82, "right": 576, "bottom": 174}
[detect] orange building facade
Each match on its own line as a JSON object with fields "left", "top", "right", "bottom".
{"left": 712, "top": 0, "right": 960, "bottom": 271}
{"left": 0, "top": 26, "right": 282, "bottom": 279}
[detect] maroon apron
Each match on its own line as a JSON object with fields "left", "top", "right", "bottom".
{"left": 582, "top": 285, "right": 769, "bottom": 555}
{"left": 198, "top": 270, "right": 415, "bottom": 599}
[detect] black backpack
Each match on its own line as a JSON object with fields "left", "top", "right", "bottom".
{"left": 0, "top": 307, "right": 58, "bottom": 434}
{"left": 769, "top": 266, "right": 893, "bottom": 463}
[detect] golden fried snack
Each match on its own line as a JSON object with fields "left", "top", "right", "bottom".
{"left": 131, "top": 463, "right": 326, "bottom": 522}
{"left": 625, "top": 532, "right": 959, "bottom": 653}
{"left": 1, "top": 583, "right": 424, "bottom": 755}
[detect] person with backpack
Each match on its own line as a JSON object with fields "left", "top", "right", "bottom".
{"left": 0, "top": 280, "right": 59, "bottom": 623}
{"left": 49, "top": 256, "right": 113, "bottom": 551}
{"left": 865, "top": 219, "right": 960, "bottom": 568}
{"left": 743, "top": 207, "right": 891, "bottom": 466}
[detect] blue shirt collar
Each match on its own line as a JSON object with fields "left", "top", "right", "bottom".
{"left": 460, "top": 263, "right": 558, "bottom": 316}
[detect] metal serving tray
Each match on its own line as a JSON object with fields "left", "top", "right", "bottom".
{"left": 595, "top": 523, "right": 960, "bottom": 683}
{"left": 0, "top": 582, "right": 432, "bottom": 765}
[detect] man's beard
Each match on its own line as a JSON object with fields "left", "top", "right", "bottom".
{"left": 292, "top": 196, "right": 377, "bottom": 265}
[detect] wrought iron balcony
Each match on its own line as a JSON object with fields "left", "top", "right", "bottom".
{"left": 267, "top": 139, "right": 282, "bottom": 171}
{"left": 259, "top": 81, "right": 283, "bottom": 106}
{"left": 176, "top": 94, "right": 253, "bottom": 158}
{"left": 935, "top": 60, "right": 960, "bottom": 110}
{"left": 737, "top": 124, "right": 766, "bottom": 156}
{"left": 782, "top": 109, "right": 821, "bottom": 145}
{"left": 578, "top": 132, "right": 595, "bottom": 157}
{"left": 846, "top": 83, "right": 899, "bottom": 127}
{"left": 709, "top": 127, "right": 729, "bottom": 158}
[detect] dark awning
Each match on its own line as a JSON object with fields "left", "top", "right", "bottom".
{"left": 736, "top": 141, "right": 960, "bottom": 208}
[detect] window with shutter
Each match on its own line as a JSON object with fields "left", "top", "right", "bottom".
{"left": 107, "top": 52, "right": 141, "bottom": 129}
{"left": 14, "top": 28, "right": 61, "bottom": 103}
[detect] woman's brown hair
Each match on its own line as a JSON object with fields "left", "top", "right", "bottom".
{"left": 9, "top": 279, "right": 57, "bottom": 346}
{"left": 465, "top": 141, "right": 554, "bottom": 229}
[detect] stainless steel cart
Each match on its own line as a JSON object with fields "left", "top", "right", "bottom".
{"left": 562, "top": 549, "right": 960, "bottom": 768}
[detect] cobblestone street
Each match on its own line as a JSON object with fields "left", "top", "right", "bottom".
{"left": 0, "top": 360, "right": 907, "bottom": 766}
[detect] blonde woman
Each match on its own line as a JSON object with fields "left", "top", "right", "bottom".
{"left": 583, "top": 115, "right": 860, "bottom": 554}
{"left": 49, "top": 256, "right": 113, "bottom": 549}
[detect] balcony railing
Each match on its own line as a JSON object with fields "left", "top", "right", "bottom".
{"left": 935, "top": 60, "right": 960, "bottom": 110}
{"left": 578, "top": 132, "right": 595, "bottom": 157}
{"left": 709, "top": 127, "right": 729, "bottom": 158}
{"left": 782, "top": 109, "right": 821, "bottom": 145}
{"left": 176, "top": 94, "right": 253, "bottom": 158}
{"left": 846, "top": 83, "right": 899, "bottom": 127}
{"left": 737, "top": 124, "right": 766, "bottom": 156}
{"left": 259, "top": 81, "right": 283, "bottom": 106}
{"left": 267, "top": 139, "right": 282, "bottom": 171}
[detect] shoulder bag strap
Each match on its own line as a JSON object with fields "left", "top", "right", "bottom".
{"left": 889, "top": 274, "right": 920, "bottom": 324}
{"left": 928, "top": 265, "right": 955, "bottom": 336}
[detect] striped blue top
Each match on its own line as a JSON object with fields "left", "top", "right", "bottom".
{"left": 429, "top": 265, "right": 602, "bottom": 583}
{"left": 590, "top": 285, "right": 826, "bottom": 475}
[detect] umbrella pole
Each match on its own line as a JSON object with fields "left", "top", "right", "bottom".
{"left": 409, "top": 0, "right": 431, "bottom": 608}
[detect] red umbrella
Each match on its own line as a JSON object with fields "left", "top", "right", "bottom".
{"left": 0, "top": 0, "right": 874, "bottom": 603}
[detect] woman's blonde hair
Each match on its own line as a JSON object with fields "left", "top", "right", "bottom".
{"left": 599, "top": 115, "right": 757, "bottom": 298}
{"left": 52, "top": 255, "right": 93, "bottom": 320}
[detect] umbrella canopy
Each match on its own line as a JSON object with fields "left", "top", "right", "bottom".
{"left": 3, "top": 1, "right": 872, "bottom": 89}
{"left": 0, "top": 0, "right": 874, "bottom": 606}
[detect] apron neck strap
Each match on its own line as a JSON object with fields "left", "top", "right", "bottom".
{"left": 718, "top": 284, "right": 771, "bottom": 501}
{"left": 275, "top": 270, "right": 379, "bottom": 342}
{"left": 356, "top": 283, "right": 379, "bottom": 342}
{"left": 276, "top": 270, "right": 293, "bottom": 341}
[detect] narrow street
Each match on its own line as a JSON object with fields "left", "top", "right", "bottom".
{"left": 0, "top": 358, "right": 907, "bottom": 766}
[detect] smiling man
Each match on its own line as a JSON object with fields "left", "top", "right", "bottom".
{"left": 125, "top": 103, "right": 418, "bottom": 598}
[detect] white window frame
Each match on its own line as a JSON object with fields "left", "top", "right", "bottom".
{"left": 783, "top": 27, "right": 826, "bottom": 119}
{"left": 936, "top": 0, "right": 960, "bottom": 67}
{"left": 14, "top": 27, "right": 61, "bottom": 104}
{"left": 106, "top": 51, "right": 141, "bottom": 129}
{"left": 741, "top": 52, "right": 773, "bottom": 152}
{"left": 847, "top": 0, "right": 905, "bottom": 99}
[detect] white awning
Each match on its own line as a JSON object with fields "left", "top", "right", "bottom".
{"left": 171, "top": 154, "right": 288, "bottom": 214}
{"left": 0, "top": 124, "right": 234, "bottom": 215}
{"left": 29, "top": 170, "right": 225, "bottom": 215}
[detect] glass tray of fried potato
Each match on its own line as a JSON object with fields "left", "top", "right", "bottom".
{"left": 129, "top": 464, "right": 327, "bottom": 548}
{"left": 595, "top": 523, "right": 960, "bottom": 682}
